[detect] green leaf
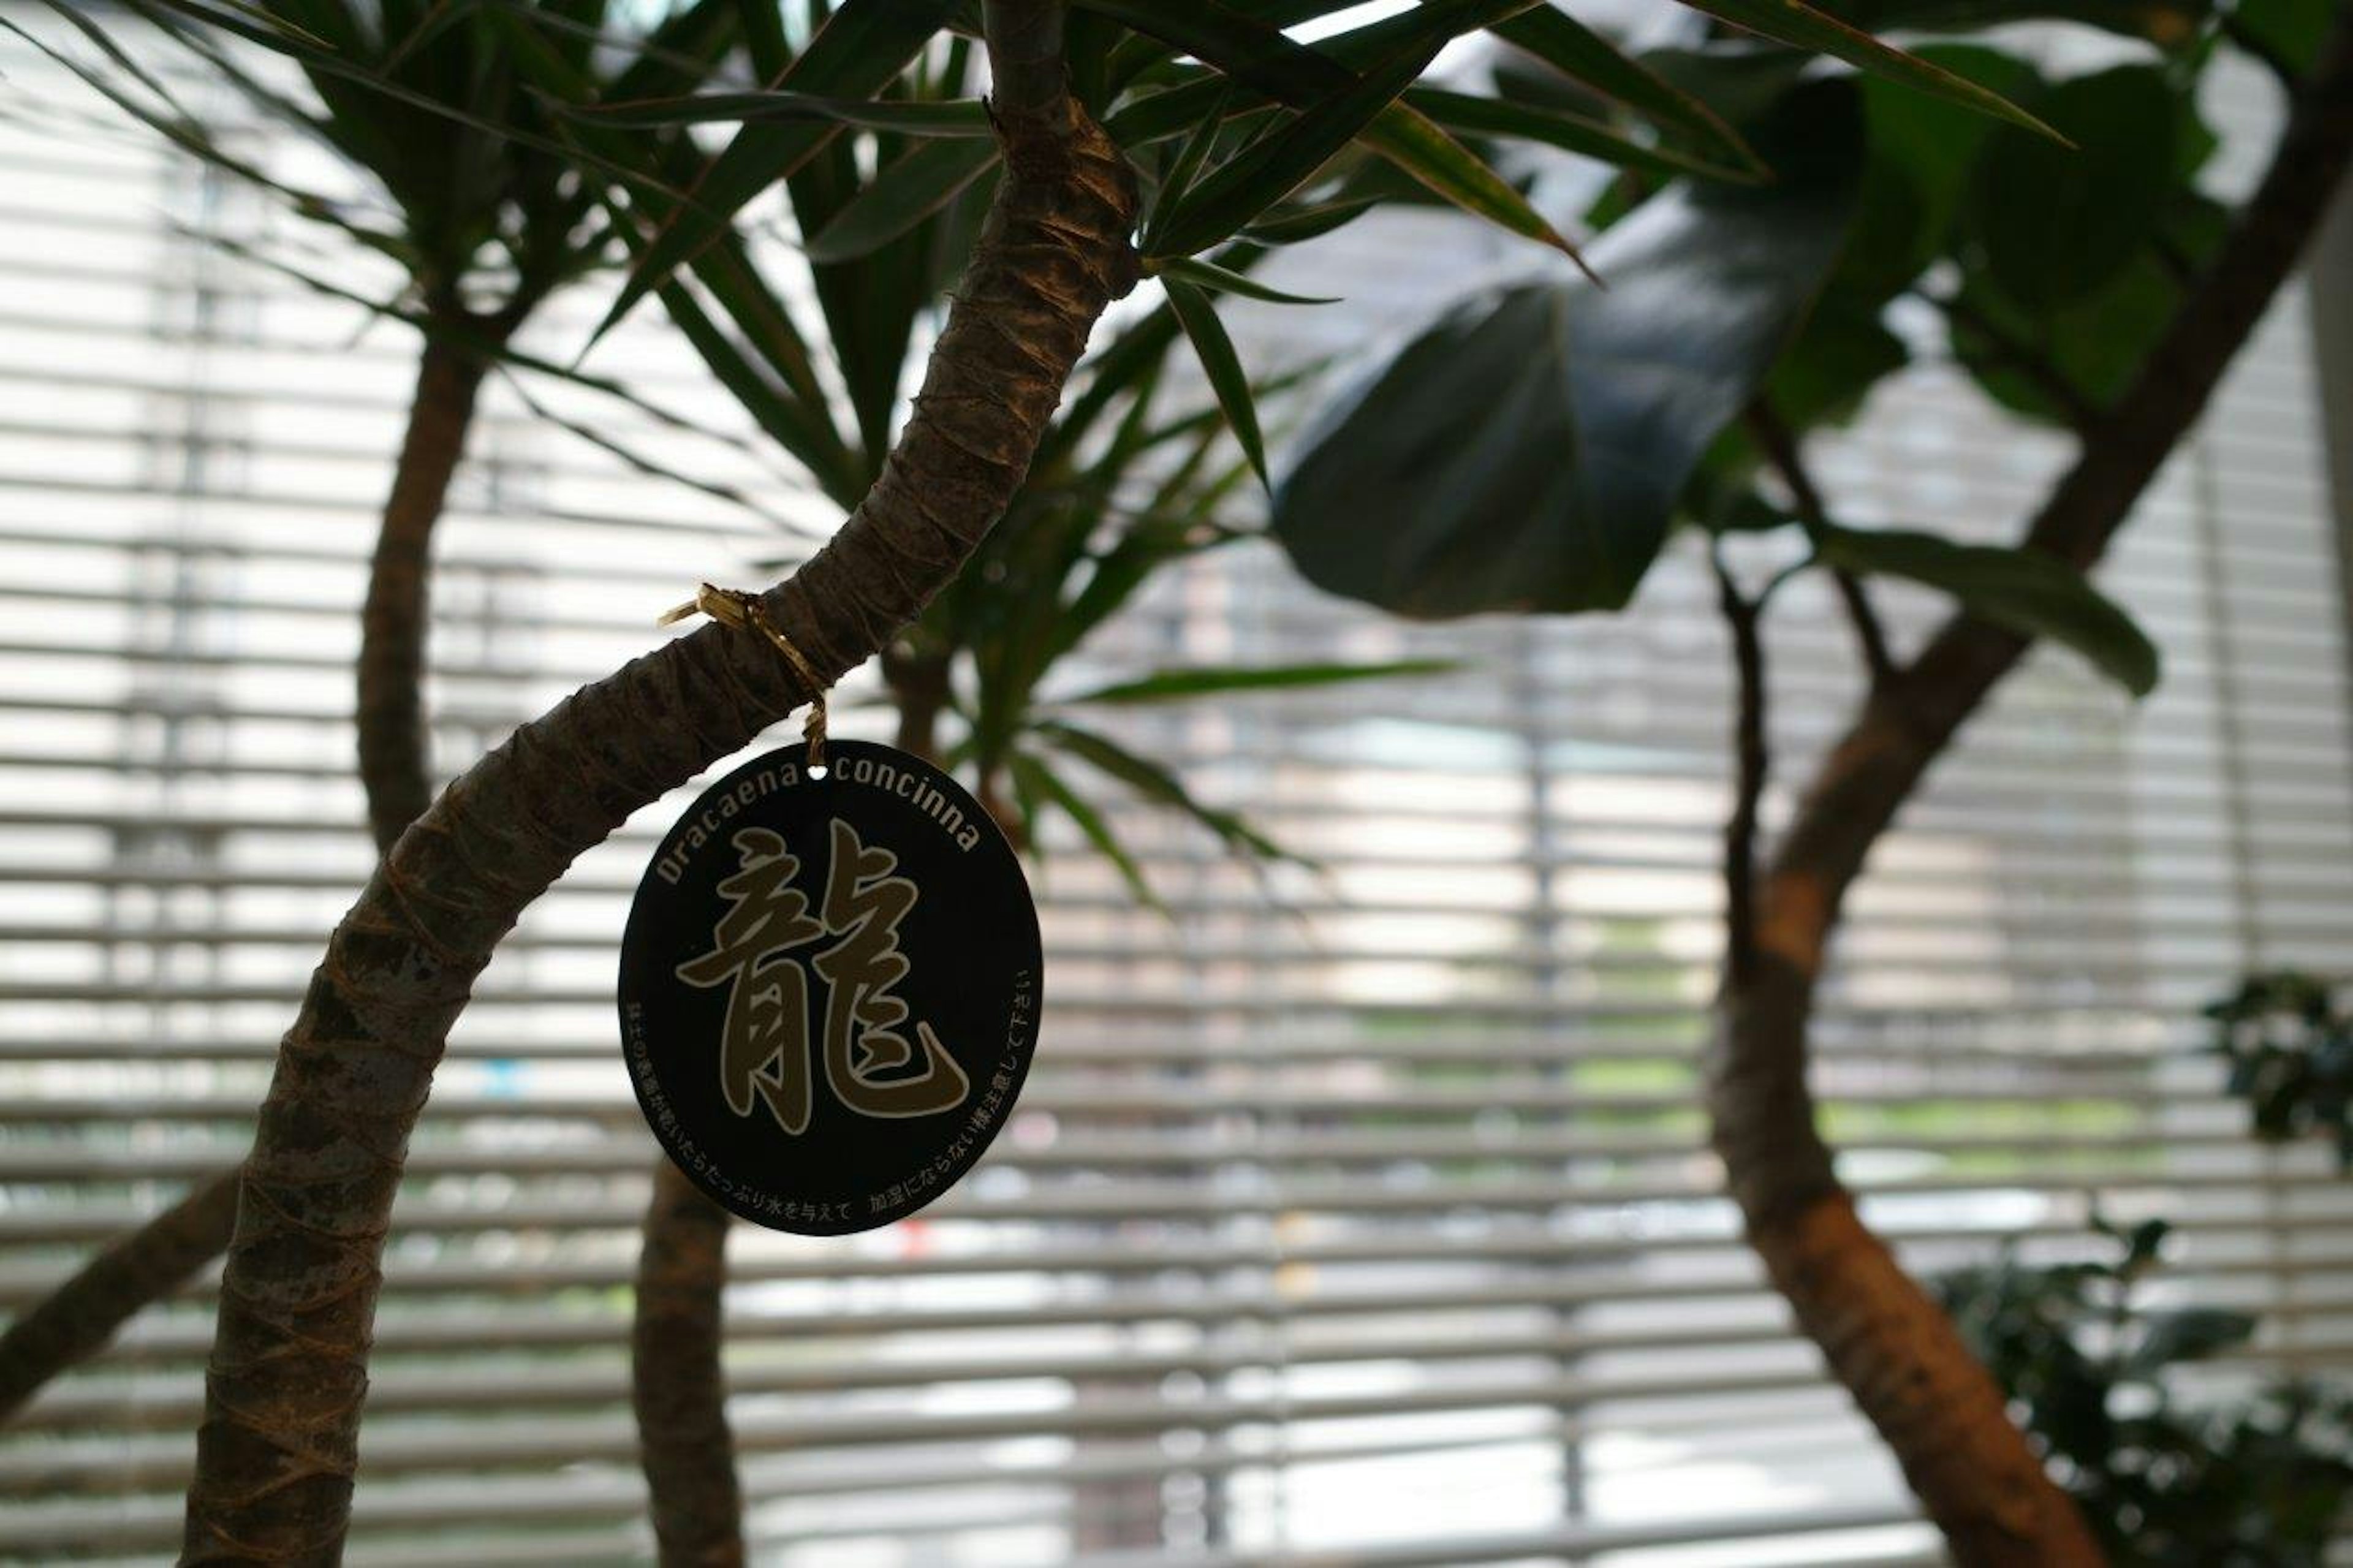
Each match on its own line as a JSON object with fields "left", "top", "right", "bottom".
{"left": 1960, "top": 65, "right": 2184, "bottom": 316}
{"left": 2230, "top": 0, "right": 2338, "bottom": 74}
{"left": 1009, "top": 751, "right": 1166, "bottom": 914}
{"left": 1841, "top": 0, "right": 2211, "bottom": 47}
{"left": 1273, "top": 79, "right": 1865, "bottom": 619}
{"left": 1153, "top": 256, "right": 1337, "bottom": 305}
{"left": 1151, "top": 36, "right": 1444, "bottom": 259}
{"left": 803, "top": 136, "right": 1000, "bottom": 264}
{"left": 567, "top": 89, "right": 991, "bottom": 135}
{"left": 1813, "top": 523, "right": 2161, "bottom": 695}
{"left": 1677, "top": 0, "right": 2066, "bottom": 138}
{"left": 1488, "top": 6, "right": 1762, "bottom": 172}
{"left": 1036, "top": 719, "right": 1295, "bottom": 865}
{"left": 2125, "top": 1308, "right": 2259, "bottom": 1375}
{"left": 1948, "top": 191, "right": 2226, "bottom": 423}
{"left": 1405, "top": 85, "right": 1765, "bottom": 185}
{"left": 1764, "top": 295, "right": 1909, "bottom": 429}
{"left": 1836, "top": 43, "right": 2047, "bottom": 301}
{"left": 589, "top": 0, "right": 957, "bottom": 345}
{"left": 1080, "top": 0, "right": 1583, "bottom": 260}
{"left": 1164, "top": 276, "right": 1270, "bottom": 491}
{"left": 1241, "top": 192, "right": 1381, "bottom": 244}
{"left": 1061, "top": 658, "right": 1458, "bottom": 706}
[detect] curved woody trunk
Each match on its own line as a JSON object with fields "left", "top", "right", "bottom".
{"left": 1708, "top": 21, "right": 2353, "bottom": 1561}
{"left": 180, "top": 11, "right": 1137, "bottom": 1557}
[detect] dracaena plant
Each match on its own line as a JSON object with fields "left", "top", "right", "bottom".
{"left": 0, "top": 0, "right": 751, "bottom": 1425}
{"left": 2, "top": 1, "right": 2132, "bottom": 1561}
{"left": 1267, "top": 1, "right": 2353, "bottom": 1561}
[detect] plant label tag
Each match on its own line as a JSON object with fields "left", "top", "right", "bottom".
{"left": 620, "top": 740, "right": 1042, "bottom": 1235}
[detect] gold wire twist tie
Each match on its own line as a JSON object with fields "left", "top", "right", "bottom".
{"left": 661, "top": 583, "right": 828, "bottom": 769}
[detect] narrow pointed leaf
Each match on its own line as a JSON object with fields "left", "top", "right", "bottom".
{"left": 568, "top": 89, "right": 990, "bottom": 135}
{"left": 803, "top": 136, "right": 1000, "bottom": 264}
{"left": 1163, "top": 276, "right": 1268, "bottom": 491}
{"left": 1036, "top": 721, "right": 1295, "bottom": 865}
{"left": 589, "top": 0, "right": 958, "bottom": 344}
{"left": 1677, "top": 0, "right": 2065, "bottom": 139}
{"left": 1081, "top": 0, "right": 1582, "bottom": 260}
{"left": 1242, "top": 192, "right": 1380, "bottom": 244}
{"left": 1009, "top": 751, "right": 1166, "bottom": 914}
{"left": 1062, "top": 659, "right": 1458, "bottom": 706}
{"left": 1153, "top": 256, "right": 1338, "bottom": 305}
{"left": 1151, "top": 39, "right": 1444, "bottom": 259}
{"left": 1405, "top": 85, "right": 1764, "bottom": 184}
{"left": 1490, "top": 8, "right": 1759, "bottom": 170}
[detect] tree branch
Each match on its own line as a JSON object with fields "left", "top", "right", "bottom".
{"left": 180, "top": 9, "right": 1138, "bottom": 1558}
{"left": 1743, "top": 403, "right": 1895, "bottom": 687}
{"left": 1710, "top": 15, "right": 2353, "bottom": 1562}
{"left": 1714, "top": 557, "right": 1769, "bottom": 989}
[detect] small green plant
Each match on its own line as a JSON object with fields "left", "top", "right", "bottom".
{"left": 2208, "top": 972, "right": 2353, "bottom": 1168}
{"left": 1940, "top": 1216, "right": 2353, "bottom": 1565}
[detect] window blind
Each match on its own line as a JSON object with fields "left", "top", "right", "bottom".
{"left": 2, "top": 14, "right": 2351, "bottom": 1566}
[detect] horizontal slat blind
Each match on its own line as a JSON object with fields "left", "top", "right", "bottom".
{"left": 4, "top": 13, "right": 2352, "bottom": 1566}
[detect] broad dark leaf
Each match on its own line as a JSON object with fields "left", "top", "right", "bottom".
{"left": 1762, "top": 294, "right": 1908, "bottom": 428}
{"left": 1836, "top": 42, "right": 2044, "bottom": 301}
{"left": 2230, "top": 0, "right": 2338, "bottom": 73}
{"left": 1273, "top": 80, "right": 1863, "bottom": 618}
{"left": 2125, "top": 1308, "right": 2260, "bottom": 1375}
{"left": 1812, "top": 523, "right": 2161, "bottom": 694}
{"left": 1961, "top": 65, "right": 2182, "bottom": 316}
{"left": 1950, "top": 191, "right": 2226, "bottom": 423}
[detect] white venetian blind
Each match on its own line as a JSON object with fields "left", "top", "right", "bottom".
{"left": 2, "top": 11, "right": 2351, "bottom": 1566}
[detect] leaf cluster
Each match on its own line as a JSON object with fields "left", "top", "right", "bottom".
{"left": 1939, "top": 1216, "right": 2353, "bottom": 1566}
{"left": 2207, "top": 971, "right": 2353, "bottom": 1170}
{"left": 1266, "top": 0, "right": 2318, "bottom": 700}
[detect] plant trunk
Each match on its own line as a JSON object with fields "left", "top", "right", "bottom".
{"left": 1710, "top": 21, "right": 2353, "bottom": 1563}
{"left": 0, "top": 318, "right": 494, "bottom": 1427}
{"left": 634, "top": 1161, "right": 742, "bottom": 1568}
{"left": 180, "top": 28, "right": 1137, "bottom": 1561}
{"left": 358, "top": 328, "right": 491, "bottom": 854}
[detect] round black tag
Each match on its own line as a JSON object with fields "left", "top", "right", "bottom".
{"left": 619, "top": 740, "right": 1042, "bottom": 1235}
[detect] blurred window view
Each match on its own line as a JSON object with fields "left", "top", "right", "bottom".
{"left": 2, "top": 10, "right": 2351, "bottom": 1566}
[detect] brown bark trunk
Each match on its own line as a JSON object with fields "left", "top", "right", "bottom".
{"left": 1710, "top": 20, "right": 2353, "bottom": 1563}
{"left": 358, "top": 328, "right": 491, "bottom": 855}
{"left": 634, "top": 1161, "right": 743, "bottom": 1568}
{"left": 0, "top": 320, "right": 495, "bottom": 1428}
{"left": 180, "top": 25, "right": 1136, "bottom": 1561}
